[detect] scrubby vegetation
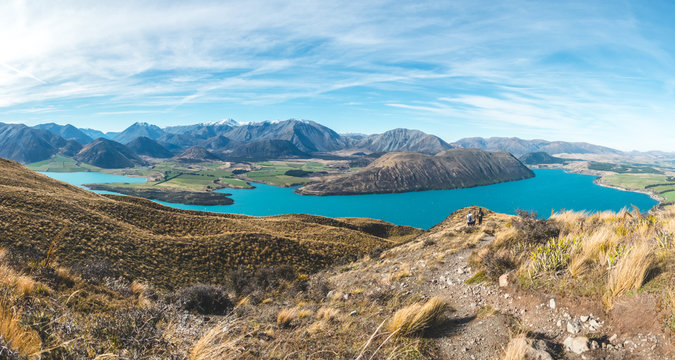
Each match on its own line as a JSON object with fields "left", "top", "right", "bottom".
{"left": 470, "top": 207, "right": 675, "bottom": 321}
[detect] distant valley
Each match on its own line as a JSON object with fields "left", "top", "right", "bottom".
{"left": 1, "top": 119, "right": 673, "bottom": 210}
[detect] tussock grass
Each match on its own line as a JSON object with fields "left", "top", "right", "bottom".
{"left": 502, "top": 335, "right": 528, "bottom": 360}
{"left": 387, "top": 297, "right": 450, "bottom": 337}
{"left": 316, "top": 307, "right": 340, "bottom": 322}
{"left": 277, "top": 308, "right": 298, "bottom": 328}
{"left": 15, "top": 275, "right": 37, "bottom": 297}
{"left": 0, "top": 302, "right": 42, "bottom": 358}
{"left": 189, "top": 320, "right": 244, "bottom": 360}
{"left": 605, "top": 241, "right": 654, "bottom": 307}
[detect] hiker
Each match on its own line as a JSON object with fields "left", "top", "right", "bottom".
{"left": 467, "top": 211, "right": 475, "bottom": 226}
{"left": 477, "top": 208, "right": 484, "bottom": 225}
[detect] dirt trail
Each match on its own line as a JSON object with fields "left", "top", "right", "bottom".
{"left": 329, "top": 208, "right": 673, "bottom": 359}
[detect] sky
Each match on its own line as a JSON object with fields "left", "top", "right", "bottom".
{"left": 0, "top": 0, "right": 674, "bottom": 151}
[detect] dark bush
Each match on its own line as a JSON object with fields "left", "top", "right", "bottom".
{"left": 225, "top": 265, "right": 297, "bottom": 297}
{"left": 513, "top": 210, "right": 560, "bottom": 245}
{"left": 483, "top": 249, "right": 517, "bottom": 280}
{"left": 176, "top": 284, "right": 233, "bottom": 315}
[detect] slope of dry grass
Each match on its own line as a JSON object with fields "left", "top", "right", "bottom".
{"left": 0, "top": 158, "right": 421, "bottom": 289}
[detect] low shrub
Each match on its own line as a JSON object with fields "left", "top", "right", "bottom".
{"left": 176, "top": 284, "right": 233, "bottom": 315}
{"left": 483, "top": 249, "right": 518, "bottom": 280}
{"left": 513, "top": 210, "right": 560, "bottom": 245}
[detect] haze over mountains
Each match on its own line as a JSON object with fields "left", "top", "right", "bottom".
{"left": 0, "top": 119, "right": 631, "bottom": 168}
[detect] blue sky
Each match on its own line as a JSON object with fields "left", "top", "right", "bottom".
{"left": 0, "top": 0, "right": 673, "bottom": 151}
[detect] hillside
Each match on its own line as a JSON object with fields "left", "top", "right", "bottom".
{"left": 174, "top": 145, "right": 221, "bottom": 162}
{"left": 453, "top": 137, "right": 622, "bottom": 156}
{"left": 0, "top": 122, "right": 69, "bottom": 163}
{"left": 519, "top": 151, "right": 566, "bottom": 165}
{"left": 74, "top": 138, "right": 148, "bottom": 169}
{"left": 357, "top": 128, "right": 453, "bottom": 154}
{"left": 0, "top": 161, "right": 671, "bottom": 358}
{"left": 226, "top": 139, "right": 309, "bottom": 161}
{"left": 113, "top": 122, "right": 165, "bottom": 144}
{"left": 222, "top": 119, "right": 346, "bottom": 153}
{"left": 297, "top": 149, "right": 534, "bottom": 195}
{"left": 126, "top": 136, "right": 174, "bottom": 158}
{"left": 33, "top": 123, "right": 93, "bottom": 144}
{"left": 0, "top": 158, "right": 421, "bottom": 289}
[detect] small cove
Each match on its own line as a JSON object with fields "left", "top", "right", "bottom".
{"left": 41, "top": 169, "right": 658, "bottom": 229}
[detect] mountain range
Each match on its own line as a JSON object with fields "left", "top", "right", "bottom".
{"left": 0, "top": 120, "right": 629, "bottom": 167}
{"left": 452, "top": 137, "right": 622, "bottom": 156}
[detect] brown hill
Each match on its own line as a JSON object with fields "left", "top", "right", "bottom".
{"left": 297, "top": 148, "right": 534, "bottom": 195}
{"left": 74, "top": 138, "right": 148, "bottom": 168}
{"left": 0, "top": 158, "right": 421, "bottom": 288}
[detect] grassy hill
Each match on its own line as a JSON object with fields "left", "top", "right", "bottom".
{"left": 0, "top": 158, "right": 421, "bottom": 289}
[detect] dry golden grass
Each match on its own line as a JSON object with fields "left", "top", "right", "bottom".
{"left": 605, "top": 241, "right": 654, "bottom": 308}
{"left": 15, "top": 275, "right": 37, "bottom": 298}
{"left": 502, "top": 336, "right": 528, "bottom": 360}
{"left": 316, "top": 307, "right": 340, "bottom": 322}
{"left": 189, "top": 320, "right": 244, "bottom": 360}
{"left": 493, "top": 227, "right": 518, "bottom": 247}
{"left": 0, "top": 303, "right": 42, "bottom": 358}
{"left": 277, "top": 308, "right": 298, "bottom": 328}
{"left": 387, "top": 297, "right": 449, "bottom": 337}
{"left": 130, "top": 280, "right": 148, "bottom": 295}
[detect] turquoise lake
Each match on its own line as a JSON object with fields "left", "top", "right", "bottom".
{"left": 41, "top": 169, "right": 658, "bottom": 229}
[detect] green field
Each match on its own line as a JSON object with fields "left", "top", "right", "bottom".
{"left": 244, "top": 161, "right": 328, "bottom": 187}
{"left": 26, "top": 155, "right": 102, "bottom": 172}
{"left": 602, "top": 173, "right": 675, "bottom": 203}
{"left": 27, "top": 157, "right": 344, "bottom": 191}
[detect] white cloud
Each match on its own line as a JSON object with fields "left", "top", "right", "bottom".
{"left": 0, "top": 0, "right": 673, "bottom": 150}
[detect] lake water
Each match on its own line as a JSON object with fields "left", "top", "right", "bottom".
{"left": 41, "top": 169, "right": 657, "bottom": 229}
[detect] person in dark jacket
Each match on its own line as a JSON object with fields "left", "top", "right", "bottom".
{"left": 477, "top": 208, "right": 484, "bottom": 225}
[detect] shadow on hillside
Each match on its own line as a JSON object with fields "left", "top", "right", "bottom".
{"left": 426, "top": 315, "right": 475, "bottom": 338}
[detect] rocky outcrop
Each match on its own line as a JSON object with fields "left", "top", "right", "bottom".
{"left": 297, "top": 148, "right": 534, "bottom": 195}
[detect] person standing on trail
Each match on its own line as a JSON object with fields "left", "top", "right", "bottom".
{"left": 477, "top": 208, "right": 484, "bottom": 225}
{"left": 467, "top": 211, "right": 475, "bottom": 226}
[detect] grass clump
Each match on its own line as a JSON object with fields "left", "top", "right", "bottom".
{"left": 277, "top": 308, "right": 298, "bottom": 328}
{"left": 0, "top": 302, "right": 42, "bottom": 358}
{"left": 502, "top": 335, "right": 528, "bottom": 360}
{"left": 605, "top": 242, "right": 654, "bottom": 307}
{"left": 465, "top": 270, "right": 487, "bottom": 285}
{"left": 387, "top": 297, "right": 450, "bottom": 337}
{"left": 529, "top": 235, "right": 580, "bottom": 275}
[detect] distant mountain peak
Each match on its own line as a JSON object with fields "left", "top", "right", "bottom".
{"left": 203, "top": 118, "right": 239, "bottom": 127}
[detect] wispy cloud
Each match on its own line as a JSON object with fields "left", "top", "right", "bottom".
{"left": 0, "top": 0, "right": 673, "bottom": 150}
